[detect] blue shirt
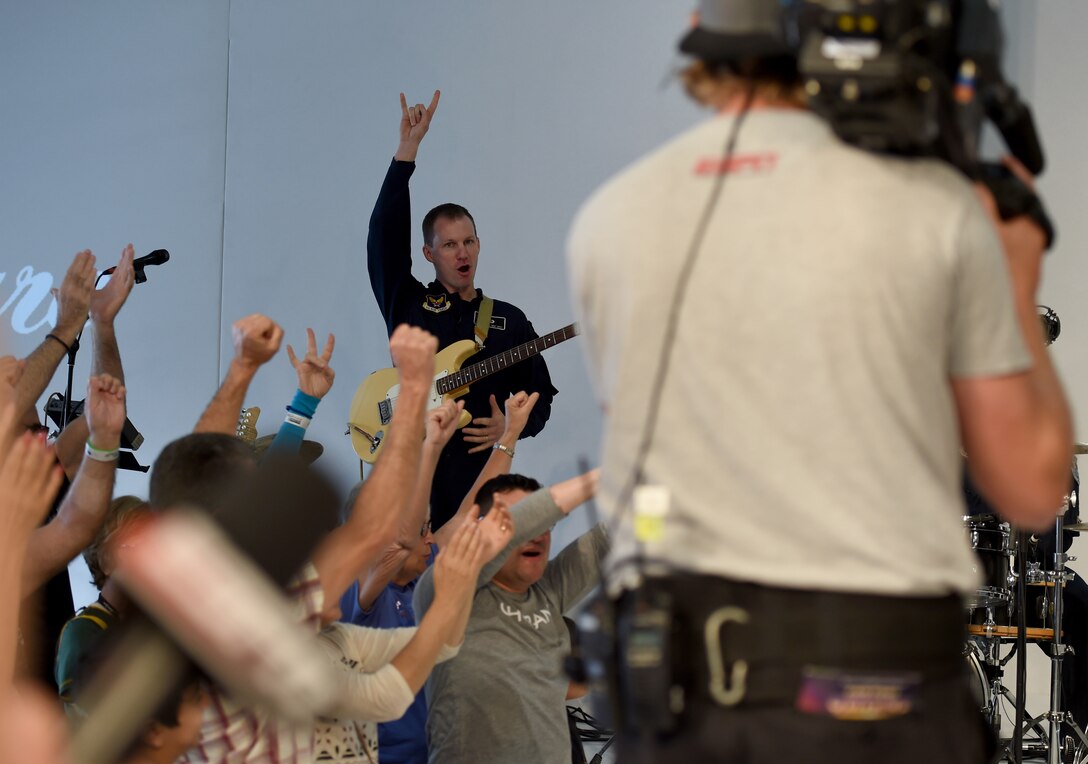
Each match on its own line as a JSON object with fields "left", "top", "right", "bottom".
{"left": 338, "top": 548, "right": 437, "bottom": 764}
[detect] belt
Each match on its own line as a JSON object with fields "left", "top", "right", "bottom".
{"left": 616, "top": 575, "right": 967, "bottom": 708}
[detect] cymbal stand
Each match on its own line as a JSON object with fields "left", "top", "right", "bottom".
{"left": 1024, "top": 509, "right": 1088, "bottom": 764}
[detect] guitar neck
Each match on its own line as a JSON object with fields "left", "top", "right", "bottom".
{"left": 436, "top": 324, "right": 578, "bottom": 395}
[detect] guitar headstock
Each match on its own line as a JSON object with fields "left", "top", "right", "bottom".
{"left": 236, "top": 406, "right": 261, "bottom": 443}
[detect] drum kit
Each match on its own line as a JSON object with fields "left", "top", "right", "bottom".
{"left": 964, "top": 445, "right": 1086, "bottom": 764}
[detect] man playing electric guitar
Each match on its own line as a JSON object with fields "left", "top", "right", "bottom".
{"left": 367, "top": 90, "right": 558, "bottom": 529}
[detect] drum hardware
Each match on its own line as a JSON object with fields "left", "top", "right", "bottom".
{"left": 1074, "top": 444, "right": 1088, "bottom": 456}
{"left": 964, "top": 503, "right": 1088, "bottom": 764}
{"left": 1024, "top": 509, "right": 1088, "bottom": 764}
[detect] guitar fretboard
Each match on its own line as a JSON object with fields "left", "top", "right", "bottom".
{"left": 435, "top": 324, "right": 578, "bottom": 395}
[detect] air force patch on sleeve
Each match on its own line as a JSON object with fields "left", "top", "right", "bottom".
{"left": 422, "top": 294, "right": 451, "bottom": 313}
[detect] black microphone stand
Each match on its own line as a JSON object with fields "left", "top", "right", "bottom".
{"left": 60, "top": 334, "right": 81, "bottom": 429}
{"left": 57, "top": 269, "right": 109, "bottom": 430}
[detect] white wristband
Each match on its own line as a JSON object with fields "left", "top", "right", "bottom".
{"left": 85, "top": 441, "right": 120, "bottom": 462}
{"left": 285, "top": 411, "right": 311, "bottom": 429}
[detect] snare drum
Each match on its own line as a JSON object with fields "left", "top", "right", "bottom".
{"left": 964, "top": 514, "right": 1013, "bottom": 618}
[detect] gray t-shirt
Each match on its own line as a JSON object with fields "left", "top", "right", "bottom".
{"left": 567, "top": 109, "right": 1030, "bottom": 597}
{"left": 413, "top": 489, "right": 609, "bottom": 764}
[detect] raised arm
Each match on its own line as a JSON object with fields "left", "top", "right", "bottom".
{"left": 434, "top": 391, "right": 538, "bottom": 549}
{"left": 193, "top": 314, "right": 283, "bottom": 434}
{"left": 265, "top": 328, "right": 335, "bottom": 458}
{"left": 311, "top": 324, "right": 437, "bottom": 608}
{"left": 87, "top": 244, "right": 134, "bottom": 383}
{"left": 518, "top": 339, "right": 557, "bottom": 439}
{"left": 53, "top": 244, "right": 136, "bottom": 475}
{"left": 320, "top": 518, "right": 496, "bottom": 723}
{"left": 415, "top": 469, "right": 598, "bottom": 616}
{"left": 0, "top": 406, "right": 65, "bottom": 686}
{"left": 389, "top": 514, "right": 495, "bottom": 692}
{"left": 354, "top": 399, "right": 462, "bottom": 613}
{"left": 394, "top": 89, "right": 439, "bottom": 164}
{"left": 367, "top": 91, "right": 441, "bottom": 331}
{"left": 13, "top": 251, "right": 95, "bottom": 420}
{"left": 22, "top": 373, "right": 125, "bottom": 595}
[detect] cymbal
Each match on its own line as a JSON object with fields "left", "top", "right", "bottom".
{"left": 252, "top": 434, "right": 325, "bottom": 464}
{"left": 1076, "top": 443, "right": 1088, "bottom": 455}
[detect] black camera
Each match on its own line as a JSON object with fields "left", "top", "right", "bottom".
{"left": 788, "top": 0, "right": 1053, "bottom": 243}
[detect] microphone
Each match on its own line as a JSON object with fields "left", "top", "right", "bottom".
{"left": 102, "top": 248, "right": 169, "bottom": 284}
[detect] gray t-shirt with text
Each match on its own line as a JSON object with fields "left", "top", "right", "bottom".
{"left": 414, "top": 489, "right": 609, "bottom": 764}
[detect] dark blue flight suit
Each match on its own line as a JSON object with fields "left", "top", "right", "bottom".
{"left": 367, "top": 158, "right": 557, "bottom": 528}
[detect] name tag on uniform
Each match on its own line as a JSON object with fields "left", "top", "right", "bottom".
{"left": 473, "top": 312, "right": 506, "bottom": 331}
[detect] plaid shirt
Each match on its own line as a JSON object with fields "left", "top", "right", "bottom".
{"left": 182, "top": 563, "right": 325, "bottom": 764}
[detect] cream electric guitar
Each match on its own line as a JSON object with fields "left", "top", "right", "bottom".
{"left": 348, "top": 323, "right": 578, "bottom": 463}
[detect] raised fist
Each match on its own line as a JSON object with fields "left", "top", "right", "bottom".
{"left": 231, "top": 314, "right": 284, "bottom": 369}
{"left": 389, "top": 324, "right": 437, "bottom": 388}
{"left": 425, "top": 399, "right": 464, "bottom": 449}
{"left": 85, "top": 374, "right": 126, "bottom": 451}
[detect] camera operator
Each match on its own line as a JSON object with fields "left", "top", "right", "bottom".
{"left": 566, "top": 1, "right": 1072, "bottom": 762}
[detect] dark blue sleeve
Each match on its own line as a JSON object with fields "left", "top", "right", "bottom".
{"left": 519, "top": 321, "right": 557, "bottom": 439}
{"left": 503, "top": 314, "right": 557, "bottom": 439}
{"left": 367, "top": 158, "right": 425, "bottom": 335}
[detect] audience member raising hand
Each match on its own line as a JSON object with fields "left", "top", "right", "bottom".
{"left": 287, "top": 329, "right": 336, "bottom": 400}
{"left": 48, "top": 250, "right": 96, "bottom": 350}
{"left": 84, "top": 374, "right": 127, "bottom": 452}
{"left": 21, "top": 374, "right": 126, "bottom": 597}
{"left": 0, "top": 403, "right": 65, "bottom": 686}
{"left": 388, "top": 324, "right": 438, "bottom": 386}
{"left": 195, "top": 313, "right": 284, "bottom": 434}
{"left": 264, "top": 327, "right": 337, "bottom": 462}
{"left": 233, "top": 313, "right": 284, "bottom": 369}
{"left": 433, "top": 390, "right": 538, "bottom": 548}
{"left": 89, "top": 244, "right": 136, "bottom": 330}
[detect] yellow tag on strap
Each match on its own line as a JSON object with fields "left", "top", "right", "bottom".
{"left": 633, "top": 485, "right": 670, "bottom": 543}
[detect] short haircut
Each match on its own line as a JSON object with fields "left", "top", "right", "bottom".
{"left": 422, "top": 203, "right": 477, "bottom": 247}
{"left": 474, "top": 474, "right": 542, "bottom": 517}
{"left": 149, "top": 433, "right": 255, "bottom": 511}
{"left": 83, "top": 495, "right": 150, "bottom": 589}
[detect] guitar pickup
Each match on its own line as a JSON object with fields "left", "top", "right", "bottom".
{"left": 378, "top": 398, "right": 393, "bottom": 425}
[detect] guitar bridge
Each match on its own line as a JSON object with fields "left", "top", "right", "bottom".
{"left": 378, "top": 398, "right": 393, "bottom": 426}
